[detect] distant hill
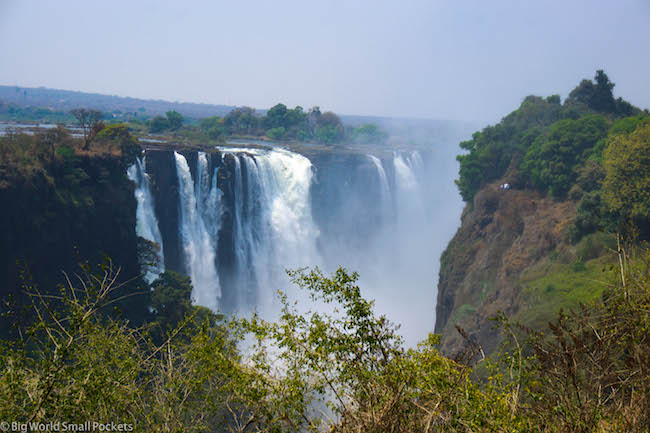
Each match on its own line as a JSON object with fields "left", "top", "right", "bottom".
{"left": 0, "top": 85, "right": 235, "bottom": 120}
{"left": 0, "top": 85, "right": 476, "bottom": 143}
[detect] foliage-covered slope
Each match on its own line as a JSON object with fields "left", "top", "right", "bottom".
{"left": 437, "top": 70, "right": 650, "bottom": 354}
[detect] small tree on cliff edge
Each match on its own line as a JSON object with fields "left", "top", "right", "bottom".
{"left": 70, "top": 108, "right": 104, "bottom": 150}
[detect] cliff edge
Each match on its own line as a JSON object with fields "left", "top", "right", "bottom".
{"left": 435, "top": 181, "right": 578, "bottom": 354}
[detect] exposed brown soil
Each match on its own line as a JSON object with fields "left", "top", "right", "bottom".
{"left": 435, "top": 183, "right": 576, "bottom": 355}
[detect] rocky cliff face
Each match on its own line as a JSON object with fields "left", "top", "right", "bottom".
{"left": 435, "top": 183, "right": 577, "bottom": 355}
{"left": 0, "top": 154, "right": 143, "bottom": 332}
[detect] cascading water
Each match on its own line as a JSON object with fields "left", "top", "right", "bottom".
{"left": 174, "top": 151, "right": 221, "bottom": 310}
{"left": 367, "top": 154, "right": 393, "bottom": 223}
{"left": 227, "top": 148, "right": 321, "bottom": 312}
{"left": 127, "top": 156, "right": 164, "bottom": 283}
{"left": 313, "top": 151, "right": 440, "bottom": 345}
{"left": 132, "top": 144, "right": 462, "bottom": 345}
{"left": 393, "top": 151, "right": 427, "bottom": 229}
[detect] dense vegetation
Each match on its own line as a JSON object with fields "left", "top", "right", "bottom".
{"left": 1, "top": 96, "right": 388, "bottom": 146}
{"left": 148, "top": 110, "right": 185, "bottom": 133}
{"left": 1, "top": 245, "right": 648, "bottom": 432}
{"left": 0, "top": 99, "right": 74, "bottom": 123}
{"left": 455, "top": 70, "right": 649, "bottom": 241}
{"left": 195, "top": 104, "right": 387, "bottom": 145}
{"left": 141, "top": 103, "right": 387, "bottom": 145}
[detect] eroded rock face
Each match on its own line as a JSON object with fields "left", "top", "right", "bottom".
{"left": 435, "top": 184, "right": 576, "bottom": 355}
{"left": 0, "top": 154, "right": 143, "bottom": 333}
{"left": 144, "top": 150, "right": 182, "bottom": 273}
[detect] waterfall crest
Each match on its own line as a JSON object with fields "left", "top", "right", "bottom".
{"left": 174, "top": 151, "right": 221, "bottom": 310}
{"left": 228, "top": 148, "right": 321, "bottom": 312}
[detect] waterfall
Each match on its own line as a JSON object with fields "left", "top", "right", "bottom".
{"left": 231, "top": 154, "right": 257, "bottom": 307}
{"left": 367, "top": 154, "right": 393, "bottom": 223}
{"left": 127, "top": 156, "right": 164, "bottom": 283}
{"left": 394, "top": 151, "right": 426, "bottom": 224}
{"left": 174, "top": 151, "right": 221, "bottom": 310}
{"left": 133, "top": 145, "right": 463, "bottom": 345}
{"left": 227, "top": 148, "right": 321, "bottom": 312}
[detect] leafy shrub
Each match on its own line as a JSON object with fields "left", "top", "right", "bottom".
{"left": 2, "top": 253, "right": 649, "bottom": 431}
{"left": 96, "top": 123, "right": 141, "bottom": 166}
{"left": 602, "top": 123, "right": 650, "bottom": 226}
{"left": 148, "top": 115, "right": 170, "bottom": 133}
{"left": 350, "top": 123, "right": 388, "bottom": 144}
{"left": 55, "top": 144, "right": 75, "bottom": 159}
{"left": 511, "top": 246, "right": 650, "bottom": 431}
{"left": 266, "top": 126, "right": 286, "bottom": 140}
{"left": 569, "top": 191, "right": 604, "bottom": 243}
{"left": 572, "top": 258, "right": 586, "bottom": 272}
{"left": 315, "top": 124, "right": 342, "bottom": 144}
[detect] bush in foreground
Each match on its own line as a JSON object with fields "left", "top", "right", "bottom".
{"left": 1, "top": 245, "right": 648, "bottom": 432}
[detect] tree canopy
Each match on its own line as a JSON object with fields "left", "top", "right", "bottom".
{"left": 455, "top": 70, "right": 643, "bottom": 202}
{"left": 521, "top": 114, "right": 609, "bottom": 198}
{"left": 602, "top": 123, "right": 650, "bottom": 225}
{"left": 148, "top": 110, "right": 184, "bottom": 133}
{"left": 194, "top": 103, "right": 381, "bottom": 145}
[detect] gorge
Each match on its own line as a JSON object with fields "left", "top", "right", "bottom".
{"left": 129, "top": 143, "right": 463, "bottom": 344}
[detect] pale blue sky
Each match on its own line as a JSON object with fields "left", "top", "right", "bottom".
{"left": 0, "top": 0, "right": 648, "bottom": 124}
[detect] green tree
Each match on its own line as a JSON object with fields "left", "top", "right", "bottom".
{"left": 35, "top": 125, "right": 70, "bottom": 161}
{"left": 199, "top": 115, "right": 221, "bottom": 131}
{"left": 592, "top": 69, "right": 616, "bottom": 113}
{"left": 615, "top": 97, "right": 642, "bottom": 117}
{"left": 546, "top": 94, "right": 561, "bottom": 105}
{"left": 569, "top": 191, "right": 604, "bottom": 242}
{"left": 566, "top": 79, "right": 596, "bottom": 109}
{"left": 454, "top": 95, "right": 565, "bottom": 201}
{"left": 165, "top": 110, "right": 184, "bottom": 131}
{"left": 266, "top": 126, "right": 285, "bottom": 140}
{"left": 284, "top": 105, "right": 305, "bottom": 128}
{"left": 521, "top": 114, "right": 609, "bottom": 197}
{"left": 223, "top": 106, "right": 259, "bottom": 135}
{"left": 199, "top": 116, "right": 226, "bottom": 140}
{"left": 150, "top": 270, "right": 194, "bottom": 332}
{"left": 609, "top": 113, "right": 649, "bottom": 135}
{"left": 314, "top": 111, "right": 343, "bottom": 144}
{"left": 149, "top": 115, "right": 170, "bottom": 133}
{"left": 565, "top": 70, "right": 629, "bottom": 116}
{"left": 315, "top": 124, "right": 341, "bottom": 144}
{"left": 350, "top": 123, "right": 388, "bottom": 144}
{"left": 264, "top": 103, "right": 288, "bottom": 129}
{"left": 602, "top": 123, "right": 650, "bottom": 228}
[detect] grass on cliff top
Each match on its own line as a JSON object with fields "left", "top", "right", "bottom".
{"left": 516, "top": 232, "right": 618, "bottom": 330}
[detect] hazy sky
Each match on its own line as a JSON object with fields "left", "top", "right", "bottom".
{"left": 0, "top": 0, "right": 648, "bottom": 124}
